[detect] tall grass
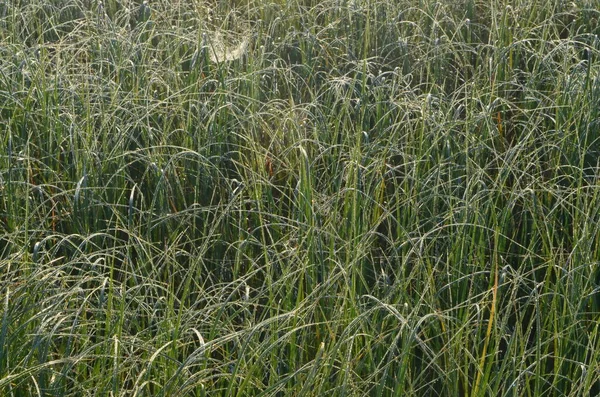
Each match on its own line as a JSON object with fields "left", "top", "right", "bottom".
{"left": 1, "top": 0, "right": 599, "bottom": 395}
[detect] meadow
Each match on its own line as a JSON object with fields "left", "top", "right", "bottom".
{"left": 1, "top": 0, "right": 600, "bottom": 395}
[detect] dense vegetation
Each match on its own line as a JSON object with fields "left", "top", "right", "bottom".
{"left": 1, "top": 0, "right": 600, "bottom": 395}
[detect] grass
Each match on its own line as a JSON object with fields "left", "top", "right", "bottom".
{"left": 1, "top": 0, "right": 600, "bottom": 395}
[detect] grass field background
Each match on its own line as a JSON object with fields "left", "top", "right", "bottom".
{"left": 1, "top": 0, "right": 600, "bottom": 395}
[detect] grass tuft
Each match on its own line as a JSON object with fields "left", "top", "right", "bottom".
{"left": 1, "top": 0, "right": 599, "bottom": 395}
